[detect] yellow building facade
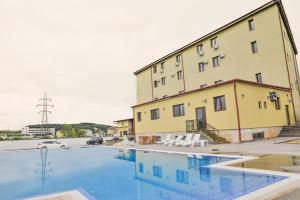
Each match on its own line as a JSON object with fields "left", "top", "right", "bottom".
{"left": 114, "top": 119, "right": 134, "bottom": 138}
{"left": 132, "top": 0, "right": 299, "bottom": 142}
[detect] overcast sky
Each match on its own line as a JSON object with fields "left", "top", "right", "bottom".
{"left": 0, "top": 0, "right": 299, "bottom": 130}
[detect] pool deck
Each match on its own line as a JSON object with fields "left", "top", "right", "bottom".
{"left": 120, "top": 137, "right": 300, "bottom": 156}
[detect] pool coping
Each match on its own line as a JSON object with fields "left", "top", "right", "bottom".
{"left": 117, "top": 146, "right": 300, "bottom": 200}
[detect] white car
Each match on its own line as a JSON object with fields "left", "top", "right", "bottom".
{"left": 37, "top": 141, "right": 67, "bottom": 149}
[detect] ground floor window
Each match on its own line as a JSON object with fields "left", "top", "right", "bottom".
{"left": 214, "top": 95, "right": 226, "bottom": 111}
{"left": 137, "top": 112, "right": 142, "bottom": 122}
{"left": 173, "top": 104, "right": 185, "bottom": 117}
{"left": 151, "top": 109, "right": 160, "bottom": 120}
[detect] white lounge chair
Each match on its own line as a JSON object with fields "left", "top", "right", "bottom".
{"left": 166, "top": 135, "right": 183, "bottom": 146}
{"left": 199, "top": 139, "right": 209, "bottom": 147}
{"left": 176, "top": 134, "right": 193, "bottom": 147}
{"left": 157, "top": 134, "right": 172, "bottom": 145}
{"left": 182, "top": 134, "right": 201, "bottom": 147}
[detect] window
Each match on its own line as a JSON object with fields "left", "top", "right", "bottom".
{"left": 153, "top": 66, "right": 157, "bottom": 73}
{"left": 215, "top": 80, "right": 223, "bottom": 84}
{"left": 176, "top": 54, "right": 182, "bottom": 63}
{"left": 199, "top": 62, "right": 205, "bottom": 72}
{"left": 139, "top": 163, "right": 144, "bottom": 173}
{"left": 211, "top": 37, "right": 218, "bottom": 48}
{"left": 251, "top": 41, "right": 258, "bottom": 54}
{"left": 275, "top": 97, "right": 281, "bottom": 110}
{"left": 256, "top": 73, "right": 262, "bottom": 83}
{"left": 161, "top": 62, "right": 165, "bottom": 71}
{"left": 161, "top": 77, "right": 166, "bottom": 85}
{"left": 151, "top": 109, "right": 160, "bottom": 120}
{"left": 176, "top": 170, "right": 189, "bottom": 184}
{"left": 200, "top": 84, "right": 208, "bottom": 88}
{"left": 177, "top": 70, "right": 183, "bottom": 80}
{"left": 258, "top": 101, "right": 262, "bottom": 109}
{"left": 137, "top": 112, "right": 142, "bottom": 122}
{"left": 173, "top": 104, "right": 185, "bottom": 117}
{"left": 197, "top": 44, "right": 204, "bottom": 54}
{"left": 153, "top": 166, "right": 162, "bottom": 177}
{"left": 264, "top": 102, "right": 267, "bottom": 109}
{"left": 248, "top": 19, "right": 255, "bottom": 31}
{"left": 154, "top": 80, "right": 158, "bottom": 88}
{"left": 214, "top": 95, "right": 226, "bottom": 111}
{"left": 212, "top": 56, "right": 220, "bottom": 67}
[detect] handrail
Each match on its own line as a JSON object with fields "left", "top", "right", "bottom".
{"left": 185, "top": 120, "right": 219, "bottom": 141}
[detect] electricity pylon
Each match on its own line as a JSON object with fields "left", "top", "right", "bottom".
{"left": 36, "top": 92, "right": 54, "bottom": 136}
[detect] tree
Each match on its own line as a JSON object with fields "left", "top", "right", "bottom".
{"left": 61, "top": 124, "right": 73, "bottom": 138}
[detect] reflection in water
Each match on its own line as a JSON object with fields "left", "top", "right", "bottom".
{"left": 232, "top": 154, "right": 300, "bottom": 173}
{"left": 0, "top": 147, "right": 290, "bottom": 200}
{"left": 115, "top": 149, "right": 136, "bottom": 162}
{"left": 34, "top": 148, "right": 53, "bottom": 189}
{"left": 115, "top": 149, "right": 287, "bottom": 200}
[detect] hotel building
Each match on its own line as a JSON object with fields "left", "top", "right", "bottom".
{"left": 132, "top": 0, "right": 299, "bottom": 142}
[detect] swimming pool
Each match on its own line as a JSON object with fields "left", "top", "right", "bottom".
{"left": 0, "top": 147, "right": 289, "bottom": 200}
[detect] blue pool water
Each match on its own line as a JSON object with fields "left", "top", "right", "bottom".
{"left": 0, "top": 147, "right": 287, "bottom": 200}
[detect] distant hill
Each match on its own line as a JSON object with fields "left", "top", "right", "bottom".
{"left": 28, "top": 123, "right": 111, "bottom": 133}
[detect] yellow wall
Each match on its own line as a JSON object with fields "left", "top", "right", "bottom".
{"left": 134, "top": 83, "right": 237, "bottom": 134}
{"left": 278, "top": 13, "right": 300, "bottom": 121}
{"left": 236, "top": 82, "right": 295, "bottom": 128}
{"left": 152, "top": 55, "right": 185, "bottom": 101}
{"left": 133, "top": 82, "right": 294, "bottom": 135}
{"left": 184, "top": 5, "right": 288, "bottom": 90}
{"left": 135, "top": 4, "right": 299, "bottom": 123}
{"left": 136, "top": 69, "right": 153, "bottom": 104}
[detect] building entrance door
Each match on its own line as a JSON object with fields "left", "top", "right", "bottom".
{"left": 196, "top": 107, "right": 207, "bottom": 130}
{"left": 285, "top": 105, "right": 291, "bottom": 125}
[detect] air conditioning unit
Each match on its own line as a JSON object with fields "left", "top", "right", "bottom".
{"left": 171, "top": 73, "right": 175, "bottom": 78}
{"left": 160, "top": 70, "right": 164, "bottom": 73}
{"left": 204, "top": 59, "right": 208, "bottom": 64}
{"left": 198, "top": 51, "right": 204, "bottom": 56}
{"left": 269, "top": 91, "right": 278, "bottom": 101}
{"left": 213, "top": 44, "right": 219, "bottom": 49}
{"left": 175, "top": 62, "right": 180, "bottom": 66}
{"left": 220, "top": 53, "right": 225, "bottom": 58}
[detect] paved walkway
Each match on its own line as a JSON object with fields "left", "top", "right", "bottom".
{"left": 122, "top": 137, "right": 300, "bottom": 156}
{"left": 0, "top": 138, "right": 90, "bottom": 151}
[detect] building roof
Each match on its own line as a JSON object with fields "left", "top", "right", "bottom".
{"left": 113, "top": 118, "right": 134, "bottom": 123}
{"left": 134, "top": 0, "right": 297, "bottom": 75}
{"left": 132, "top": 79, "right": 291, "bottom": 108}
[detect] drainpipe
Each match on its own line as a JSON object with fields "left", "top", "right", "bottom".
{"left": 233, "top": 82, "right": 242, "bottom": 143}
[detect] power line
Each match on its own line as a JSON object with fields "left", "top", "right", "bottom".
{"left": 36, "top": 92, "right": 54, "bottom": 136}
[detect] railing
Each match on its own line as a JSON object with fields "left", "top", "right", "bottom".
{"left": 185, "top": 120, "right": 219, "bottom": 141}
